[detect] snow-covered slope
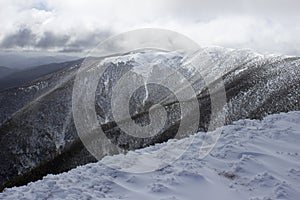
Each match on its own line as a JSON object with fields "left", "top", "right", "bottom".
{"left": 0, "top": 47, "right": 299, "bottom": 191}
{"left": 1, "top": 111, "right": 299, "bottom": 200}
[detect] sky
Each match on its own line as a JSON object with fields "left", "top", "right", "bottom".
{"left": 0, "top": 0, "right": 300, "bottom": 56}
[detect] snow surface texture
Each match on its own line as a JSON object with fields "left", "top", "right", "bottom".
{"left": 1, "top": 111, "right": 300, "bottom": 200}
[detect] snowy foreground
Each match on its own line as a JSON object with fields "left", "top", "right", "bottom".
{"left": 1, "top": 111, "right": 300, "bottom": 200}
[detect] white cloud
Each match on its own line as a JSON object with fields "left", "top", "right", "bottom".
{"left": 0, "top": 0, "right": 299, "bottom": 55}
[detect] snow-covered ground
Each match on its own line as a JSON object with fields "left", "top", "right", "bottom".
{"left": 1, "top": 111, "right": 300, "bottom": 200}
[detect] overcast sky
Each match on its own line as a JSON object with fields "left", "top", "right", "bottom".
{"left": 0, "top": 0, "right": 300, "bottom": 56}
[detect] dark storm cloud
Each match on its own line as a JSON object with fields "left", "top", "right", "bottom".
{"left": 61, "top": 30, "right": 113, "bottom": 53}
{"left": 67, "top": 31, "right": 112, "bottom": 49}
{"left": 0, "top": 28, "right": 36, "bottom": 48}
{"left": 0, "top": 27, "right": 112, "bottom": 53}
{"left": 36, "top": 32, "right": 70, "bottom": 48}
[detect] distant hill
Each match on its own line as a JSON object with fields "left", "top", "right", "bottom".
{"left": 0, "top": 66, "right": 18, "bottom": 79}
{"left": 0, "top": 59, "right": 83, "bottom": 90}
{"left": 0, "top": 53, "right": 79, "bottom": 69}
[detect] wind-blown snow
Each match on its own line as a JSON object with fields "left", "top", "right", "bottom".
{"left": 1, "top": 111, "right": 299, "bottom": 199}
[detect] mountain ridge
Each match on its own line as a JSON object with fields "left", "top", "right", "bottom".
{"left": 0, "top": 47, "right": 299, "bottom": 191}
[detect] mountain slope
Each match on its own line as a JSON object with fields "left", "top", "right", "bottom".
{"left": 1, "top": 111, "right": 299, "bottom": 200}
{"left": 0, "top": 47, "right": 299, "bottom": 191}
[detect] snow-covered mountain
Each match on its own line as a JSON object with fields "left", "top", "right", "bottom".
{"left": 1, "top": 111, "right": 299, "bottom": 199}
{"left": 0, "top": 47, "right": 299, "bottom": 191}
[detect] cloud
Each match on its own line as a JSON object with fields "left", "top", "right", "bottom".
{"left": 0, "top": 28, "right": 36, "bottom": 48}
{"left": 0, "top": 27, "right": 112, "bottom": 53}
{"left": 36, "top": 32, "right": 70, "bottom": 48}
{"left": 0, "top": 0, "right": 299, "bottom": 55}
